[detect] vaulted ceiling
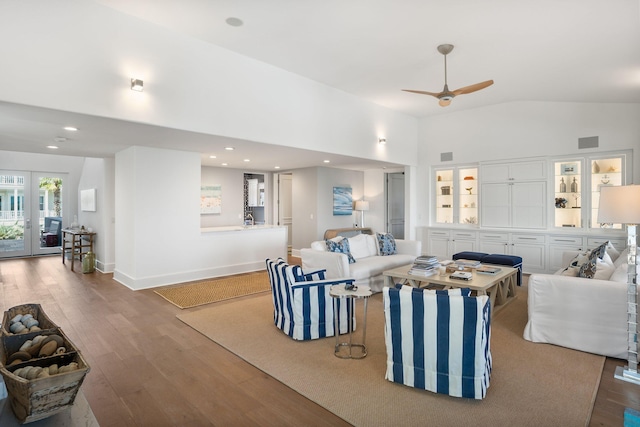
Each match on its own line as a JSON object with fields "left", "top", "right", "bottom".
{"left": 1, "top": 1, "right": 639, "bottom": 171}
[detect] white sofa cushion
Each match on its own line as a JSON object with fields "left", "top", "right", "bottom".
{"left": 348, "top": 234, "right": 378, "bottom": 259}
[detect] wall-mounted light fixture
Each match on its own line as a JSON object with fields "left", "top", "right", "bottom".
{"left": 131, "top": 78, "right": 144, "bottom": 92}
{"left": 378, "top": 137, "right": 387, "bottom": 145}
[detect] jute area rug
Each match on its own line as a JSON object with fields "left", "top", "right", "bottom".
{"left": 154, "top": 271, "right": 270, "bottom": 309}
{"left": 177, "top": 285, "right": 604, "bottom": 426}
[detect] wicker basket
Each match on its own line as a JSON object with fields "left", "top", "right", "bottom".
{"left": 0, "top": 328, "right": 90, "bottom": 424}
{"left": 2, "top": 304, "right": 59, "bottom": 336}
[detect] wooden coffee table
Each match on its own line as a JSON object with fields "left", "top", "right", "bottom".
{"left": 382, "top": 264, "right": 518, "bottom": 316}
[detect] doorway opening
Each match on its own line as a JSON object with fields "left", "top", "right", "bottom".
{"left": 385, "top": 172, "right": 405, "bottom": 239}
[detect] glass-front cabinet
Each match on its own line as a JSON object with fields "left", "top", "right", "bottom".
{"left": 590, "top": 156, "right": 624, "bottom": 229}
{"left": 435, "top": 169, "right": 454, "bottom": 224}
{"left": 458, "top": 167, "right": 478, "bottom": 225}
{"left": 553, "top": 160, "right": 582, "bottom": 228}
{"left": 552, "top": 151, "right": 630, "bottom": 230}
{"left": 434, "top": 166, "right": 478, "bottom": 226}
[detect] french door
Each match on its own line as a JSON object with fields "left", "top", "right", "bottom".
{"left": 0, "top": 170, "right": 67, "bottom": 259}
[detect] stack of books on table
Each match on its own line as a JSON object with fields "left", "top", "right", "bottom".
{"left": 409, "top": 255, "right": 440, "bottom": 277}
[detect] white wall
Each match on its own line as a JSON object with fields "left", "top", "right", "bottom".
{"left": 77, "top": 157, "right": 116, "bottom": 272}
{"left": 114, "top": 146, "right": 286, "bottom": 289}
{"left": 200, "top": 166, "right": 245, "bottom": 228}
{"left": 417, "top": 101, "right": 640, "bottom": 227}
{"left": 0, "top": 0, "right": 418, "bottom": 168}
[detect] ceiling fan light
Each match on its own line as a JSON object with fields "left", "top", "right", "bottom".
{"left": 439, "top": 98, "right": 452, "bottom": 107}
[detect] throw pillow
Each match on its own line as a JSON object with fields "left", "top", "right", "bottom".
{"left": 606, "top": 242, "right": 620, "bottom": 263}
{"left": 559, "top": 252, "right": 589, "bottom": 276}
{"left": 326, "top": 238, "right": 356, "bottom": 264}
{"left": 578, "top": 258, "right": 597, "bottom": 279}
{"left": 348, "top": 234, "right": 371, "bottom": 260}
{"left": 593, "top": 255, "right": 616, "bottom": 280}
{"left": 376, "top": 232, "right": 397, "bottom": 256}
{"left": 589, "top": 241, "right": 608, "bottom": 260}
{"left": 609, "top": 263, "right": 628, "bottom": 283}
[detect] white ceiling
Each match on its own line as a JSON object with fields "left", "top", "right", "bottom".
{"left": 1, "top": 0, "right": 639, "bottom": 171}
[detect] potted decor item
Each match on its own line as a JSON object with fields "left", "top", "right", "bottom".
{"left": 82, "top": 251, "right": 95, "bottom": 273}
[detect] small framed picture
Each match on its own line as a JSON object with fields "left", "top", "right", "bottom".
{"left": 561, "top": 163, "right": 578, "bottom": 175}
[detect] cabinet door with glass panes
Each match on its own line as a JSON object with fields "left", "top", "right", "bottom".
{"left": 590, "top": 155, "right": 625, "bottom": 229}
{"left": 434, "top": 169, "right": 454, "bottom": 224}
{"left": 433, "top": 166, "right": 478, "bottom": 226}
{"left": 553, "top": 160, "right": 583, "bottom": 228}
{"left": 458, "top": 167, "right": 478, "bottom": 225}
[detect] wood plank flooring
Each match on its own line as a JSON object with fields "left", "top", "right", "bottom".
{"left": 0, "top": 255, "right": 638, "bottom": 426}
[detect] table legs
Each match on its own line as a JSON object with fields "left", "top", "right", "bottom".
{"left": 333, "top": 297, "right": 368, "bottom": 359}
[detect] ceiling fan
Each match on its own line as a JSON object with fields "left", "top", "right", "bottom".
{"left": 403, "top": 44, "right": 493, "bottom": 107}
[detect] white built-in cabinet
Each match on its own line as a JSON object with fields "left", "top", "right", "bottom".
{"left": 480, "top": 159, "right": 547, "bottom": 229}
{"left": 425, "top": 150, "right": 632, "bottom": 274}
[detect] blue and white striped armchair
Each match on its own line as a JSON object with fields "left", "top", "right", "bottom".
{"left": 383, "top": 285, "right": 492, "bottom": 399}
{"left": 266, "top": 258, "right": 355, "bottom": 340}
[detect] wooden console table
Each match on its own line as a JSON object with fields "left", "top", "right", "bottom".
{"left": 61, "top": 229, "right": 96, "bottom": 272}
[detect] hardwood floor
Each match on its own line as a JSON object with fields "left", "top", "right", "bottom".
{"left": 0, "top": 255, "right": 638, "bottom": 426}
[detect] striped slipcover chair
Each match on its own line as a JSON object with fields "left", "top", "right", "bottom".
{"left": 383, "top": 285, "right": 492, "bottom": 399}
{"left": 266, "top": 258, "right": 355, "bottom": 340}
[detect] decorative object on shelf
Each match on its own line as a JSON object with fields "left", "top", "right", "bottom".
{"left": 463, "top": 176, "right": 474, "bottom": 180}
{"left": 570, "top": 177, "right": 578, "bottom": 193}
{"left": 462, "top": 217, "right": 477, "bottom": 224}
{"left": 437, "top": 175, "right": 442, "bottom": 181}
{"left": 572, "top": 195, "right": 580, "bottom": 208}
{"left": 608, "top": 166, "right": 617, "bottom": 172}
{"left": 555, "top": 197, "right": 567, "bottom": 208}
{"left": 597, "top": 185, "right": 640, "bottom": 386}
{"left": 470, "top": 202, "right": 476, "bottom": 208}
{"left": 442, "top": 204, "right": 451, "bottom": 208}
{"left": 465, "top": 187, "right": 473, "bottom": 195}
{"left": 559, "top": 178, "right": 567, "bottom": 193}
{"left": 593, "top": 161, "right": 600, "bottom": 173}
{"left": 601, "top": 174, "right": 610, "bottom": 185}
{"left": 441, "top": 186, "right": 451, "bottom": 195}
{"left": 561, "top": 163, "right": 577, "bottom": 174}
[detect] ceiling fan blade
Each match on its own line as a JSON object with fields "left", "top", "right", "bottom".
{"left": 401, "top": 89, "right": 442, "bottom": 98}
{"left": 451, "top": 80, "right": 494, "bottom": 96}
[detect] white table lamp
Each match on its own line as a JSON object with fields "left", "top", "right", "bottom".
{"left": 598, "top": 184, "right": 640, "bottom": 384}
{"left": 354, "top": 200, "right": 370, "bottom": 228}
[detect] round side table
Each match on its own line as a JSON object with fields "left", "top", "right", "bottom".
{"left": 329, "top": 284, "right": 372, "bottom": 359}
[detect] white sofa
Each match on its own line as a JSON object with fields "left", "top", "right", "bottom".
{"left": 300, "top": 233, "right": 421, "bottom": 293}
{"left": 523, "top": 244, "right": 635, "bottom": 359}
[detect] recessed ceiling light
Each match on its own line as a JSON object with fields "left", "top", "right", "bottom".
{"left": 274, "top": 166, "right": 280, "bottom": 169}
{"left": 244, "top": 159, "right": 250, "bottom": 162}
{"left": 47, "top": 145, "right": 58, "bottom": 149}
{"left": 225, "top": 147, "right": 234, "bottom": 151}
{"left": 323, "top": 160, "right": 330, "bottom": 163}
{"left": 209, "top": 155, "right": 217, "bottom": 159}
{"left": 222, "top": 163, "right": 228, "bottom": 166}
{"left": 226, "top": 17, "right": 244, "bottom": 27}
{"left": 63, "top": 126, "right": 78, "bottom": 131}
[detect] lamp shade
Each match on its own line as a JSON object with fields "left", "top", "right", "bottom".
{"left": 597, "top": 185, "right": 640, "bottom": 224}
{"left": 354, "top": 200, "right": 370, "bottom": 211}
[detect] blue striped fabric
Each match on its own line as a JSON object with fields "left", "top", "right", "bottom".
{"left": 266, "top": 258, "right": 354, "bottom": 340}
{"left": 383, "top": 285, "right": 492, "bottom": 399}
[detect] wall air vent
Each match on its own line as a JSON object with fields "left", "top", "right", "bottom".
{"left": 578, "top": 136, "right": 599, "bottom": 149}
{"left": 440, "top": 152, "right": 453, "bottom": 162}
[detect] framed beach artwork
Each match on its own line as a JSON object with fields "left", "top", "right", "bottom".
{"left": 333, "top": 186, "right": 353, "bottom": 216}
{"left": 201, "top": 184, "right": 222, "bottom": 214}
